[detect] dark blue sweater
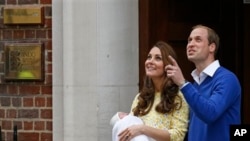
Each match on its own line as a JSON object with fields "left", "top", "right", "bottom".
{"left": 182, "top": 67, "right": 241, "bottom": 141}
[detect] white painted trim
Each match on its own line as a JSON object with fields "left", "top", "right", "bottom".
{"left": 52, "top": 0, "right": 64, "bottom": 141}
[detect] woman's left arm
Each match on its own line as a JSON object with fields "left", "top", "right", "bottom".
{"left": 118, "top": 124, "right": 170, "bottom": 141}
{"left": 168, "top": 93, "right": 189, "bottom": 141}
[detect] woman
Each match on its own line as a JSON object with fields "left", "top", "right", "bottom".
{"left": 118, "top": 41, "right": 189, "bottom": 141}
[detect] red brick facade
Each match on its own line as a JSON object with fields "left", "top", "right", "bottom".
{"left": 0, "top": 0, "right": 52, "bottom": 141}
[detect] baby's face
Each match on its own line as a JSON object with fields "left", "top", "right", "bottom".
{"left": 118, "top": 112, "right": 128, "bottom": 119}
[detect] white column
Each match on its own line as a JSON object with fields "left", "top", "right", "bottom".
{"left": 52, "top": 0, "right": 138, "bottom": 141}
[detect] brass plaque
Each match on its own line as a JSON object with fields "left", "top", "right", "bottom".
{"left": 3, "top": 6, "right": 44, "bottom": 24}
{"left": 5, "top": 43, "right": 43, "bottom": 80}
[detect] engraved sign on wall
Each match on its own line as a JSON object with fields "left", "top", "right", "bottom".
{"left": 4, "top": 43, "right": 44, "bottom": 80}
{"left": 3, "top": 5, "right": 44, "bottom": 24}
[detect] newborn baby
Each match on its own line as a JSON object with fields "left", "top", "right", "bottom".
{"left": 110, "top": 112, "right": 155, "bottom": 141}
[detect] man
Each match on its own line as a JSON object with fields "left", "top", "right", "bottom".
{"left": 165, "top": 25, "right": 241, "bottom": 141}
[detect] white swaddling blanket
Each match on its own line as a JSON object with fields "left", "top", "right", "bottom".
{"left": 111, "top": 113, "right": 155, "bottom": 141}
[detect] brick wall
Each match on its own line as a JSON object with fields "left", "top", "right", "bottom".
{"left": 0, "top": 0, "right": 52, "bottom": 141}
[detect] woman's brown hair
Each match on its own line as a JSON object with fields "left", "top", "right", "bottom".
{"left": 133, "top": 41, "right": 182, "bottom": 116}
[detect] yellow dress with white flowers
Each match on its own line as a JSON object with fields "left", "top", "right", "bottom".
{"left": 130, "top": 92, "right": 189, "bottom": 141}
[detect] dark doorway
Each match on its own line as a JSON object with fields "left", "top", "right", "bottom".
{"left": 139, "top": 0, "right": 249, "bottom": 124}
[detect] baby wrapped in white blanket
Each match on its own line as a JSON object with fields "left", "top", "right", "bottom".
{"left": 110, "top": 112, "right": 155, "bottom": 141}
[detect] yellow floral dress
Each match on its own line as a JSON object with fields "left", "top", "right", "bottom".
{"left": 130, "top": 92, "right": 189, "bottom": 141}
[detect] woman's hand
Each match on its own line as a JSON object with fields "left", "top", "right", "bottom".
{"left": 118, "top": 124, "right": 144, "bottom": 141}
